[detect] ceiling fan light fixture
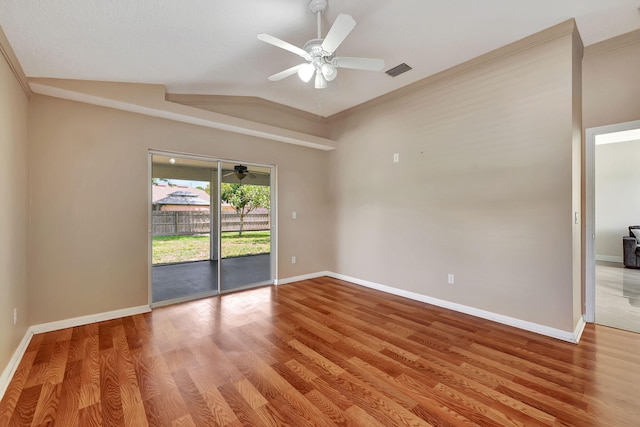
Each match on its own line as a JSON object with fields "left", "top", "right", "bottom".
{"left": 314, "top": 70, "right": 327, "bottom": 89}
{"left": 321, "top": 62, "right": 337, "bottom": 81}
{"left": 258, "top": 0, "right": 384, "bottom": 89}
{"left": 298, "top": 63, "right": 315, "bottom": 82}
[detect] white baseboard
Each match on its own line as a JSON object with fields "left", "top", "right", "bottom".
{"left": 573, "top": 316, "right": 587, "bottom": 343}
{"left": 276, "top": 271, "right": 329, "bottom": 285}
{"left": 0, "top": 329, "right": 34, "bottom": 402}
{"left": 1, "top": 304, "right": 151, "bottom": 401}
{"left": 596, "top": 255, "right": 623, "bottom": 263}
{"left": 29, "top": 305, "right": 151, "bottom": 334}
{"left": 325, "top": 272, "right": 583, "bottom": 343}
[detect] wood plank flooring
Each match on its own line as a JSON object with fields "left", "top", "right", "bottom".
{"left": 2, "top": 276, "right": 640, "bottom": 426}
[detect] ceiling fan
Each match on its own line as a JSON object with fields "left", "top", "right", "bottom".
{"left": 257, "top": 0, "right": 385, "bottom": 89}
{"left": 223, "top": 165, "right": 267, "bottom": 181}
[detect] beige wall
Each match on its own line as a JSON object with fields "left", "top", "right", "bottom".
{"left": 0, "top": 43, "right": 29, "bottom": 375}
{"left": 328, "top": 27, "right": 582, "bottom": 332}
{"left": 28, "top": 95, "right": 332, "bottom": 324}
{"left": 570, "top": 26, "right": 584, "bottom": 330}
{"left": 595, "top": 140, "right": 640, "bottom": 260}
{"left": 583, "top": 30, "right": 640, "bottom": 129}
{"left": 166, "top": 94, "right": 330, "bottom": 139}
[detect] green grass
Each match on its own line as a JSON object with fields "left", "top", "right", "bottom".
{"left": 152, "top": 231, "right": 270, "bottom": 264}
{"left": 221, "top": 231, "right": 271, "bottom": 258}
{"left": 152, "top": 234, "right": 210, "bottom": 264}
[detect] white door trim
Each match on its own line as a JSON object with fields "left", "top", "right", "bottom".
{"left": 585, "top": 119, "right": 640, "bottom": 322}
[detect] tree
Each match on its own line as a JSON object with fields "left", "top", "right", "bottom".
{"left": 221, "top": 184, "right": 270, "bottom": 236}
{"left": 249, "top": 184, "right": 271, "bottom": 229}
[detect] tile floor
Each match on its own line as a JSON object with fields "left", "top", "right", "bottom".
{"left": 595, "top": 261, "right": 640, "bottom": 333}
{"left": 152, "top": 254, "right": 271, "bottom": 303}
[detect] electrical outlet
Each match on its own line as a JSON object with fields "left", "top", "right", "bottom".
{"left": 448, "top": 274, "right": 454, "bottom": 284}
{"left": 393, "top": 153, "right": 399, "bottom": 163}
{"left": 13, "top": 308, "right": 17, "bottom": 325}
{"left": 292, "top": 256, "right": 297, "bottom": 264}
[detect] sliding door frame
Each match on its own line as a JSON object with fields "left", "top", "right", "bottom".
{"left": 148, "top": 150, "right": 277, "bottom": 307}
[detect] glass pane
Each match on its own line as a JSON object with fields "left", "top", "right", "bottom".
{"left": 151, "top": 154, "right": 219, "bottom": 304}
{"left": 220, "top": 162, "right": 272, "bottom": 292}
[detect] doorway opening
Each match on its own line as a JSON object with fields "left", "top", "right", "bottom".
{"left": 585, "top": 121, "right": 640, "bottom": 333}
{"left": 149, "top": 153, "right": 274, "bottom": 307}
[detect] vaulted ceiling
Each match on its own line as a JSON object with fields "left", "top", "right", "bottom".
{"left": 1, "top": 0, "right": 639, "bottom": 117}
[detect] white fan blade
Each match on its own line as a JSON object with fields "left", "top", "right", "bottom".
{"left": 258, "top": 33, "right": 310, "bottom": 60}
{"left": 268, "top": 64, "right": 307, "bottom": 81}
{"left": 321, "top": 14, "right": 356, "bottom": 53}
{"left": 334, "top": 57, "right": 385, "bottom": 71}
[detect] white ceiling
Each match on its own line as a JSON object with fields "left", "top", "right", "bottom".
{"left": 1, "top": 1, "right": 639, "bottom": 117}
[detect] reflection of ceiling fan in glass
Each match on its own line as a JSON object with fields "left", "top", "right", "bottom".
{"left": 258, "top": 0, "right": 385, "bottom": 89}
{"left": 223, "top": 165, "right": 268, "bottom": 181}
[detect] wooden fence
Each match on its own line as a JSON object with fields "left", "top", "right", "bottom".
{"left": 152, "top": 211, "right": 270, "bottom": 236}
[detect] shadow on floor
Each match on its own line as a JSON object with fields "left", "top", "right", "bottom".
{"left": 152, "top": 253, "right": 271, "bottom": 303}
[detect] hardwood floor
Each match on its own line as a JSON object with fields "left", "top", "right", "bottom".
{"left": 2, "top": 277, "right": 640, "bottom": 426}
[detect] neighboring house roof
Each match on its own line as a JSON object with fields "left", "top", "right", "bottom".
{"left": 152, "top": 185, "right": 210, "bottom": 205}
{"left": 154, "top": 190, "right": 209, "bottom": 206}
{"left": 151, "top": 184, "right": 269, "bottom": 213}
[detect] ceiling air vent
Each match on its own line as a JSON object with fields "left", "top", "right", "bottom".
{"left": 385, "top": 63, "right": 412, "bottom": 77}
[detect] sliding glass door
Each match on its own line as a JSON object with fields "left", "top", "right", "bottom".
{"left": 150, "top": 153, "right": 274, "bottom": 306}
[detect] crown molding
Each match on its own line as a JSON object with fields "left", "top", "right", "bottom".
{"left": 328, "top": 19, "right": 578, "bottom": 122}
{"left": 584, "top": 28, "right": 640, "bottom": 58}
{"left": 0, "top": 26, "right": 31, "bottom": 99}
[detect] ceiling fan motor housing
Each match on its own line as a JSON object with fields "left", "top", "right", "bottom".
{"left": 308, "top": 0, "right": 328, "bottom": 14}
{"left": 233, "top": 165, "right": 248, "bottom": 180}
{"left": 303, "top": 39, "right": 334, "bottom": 61}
